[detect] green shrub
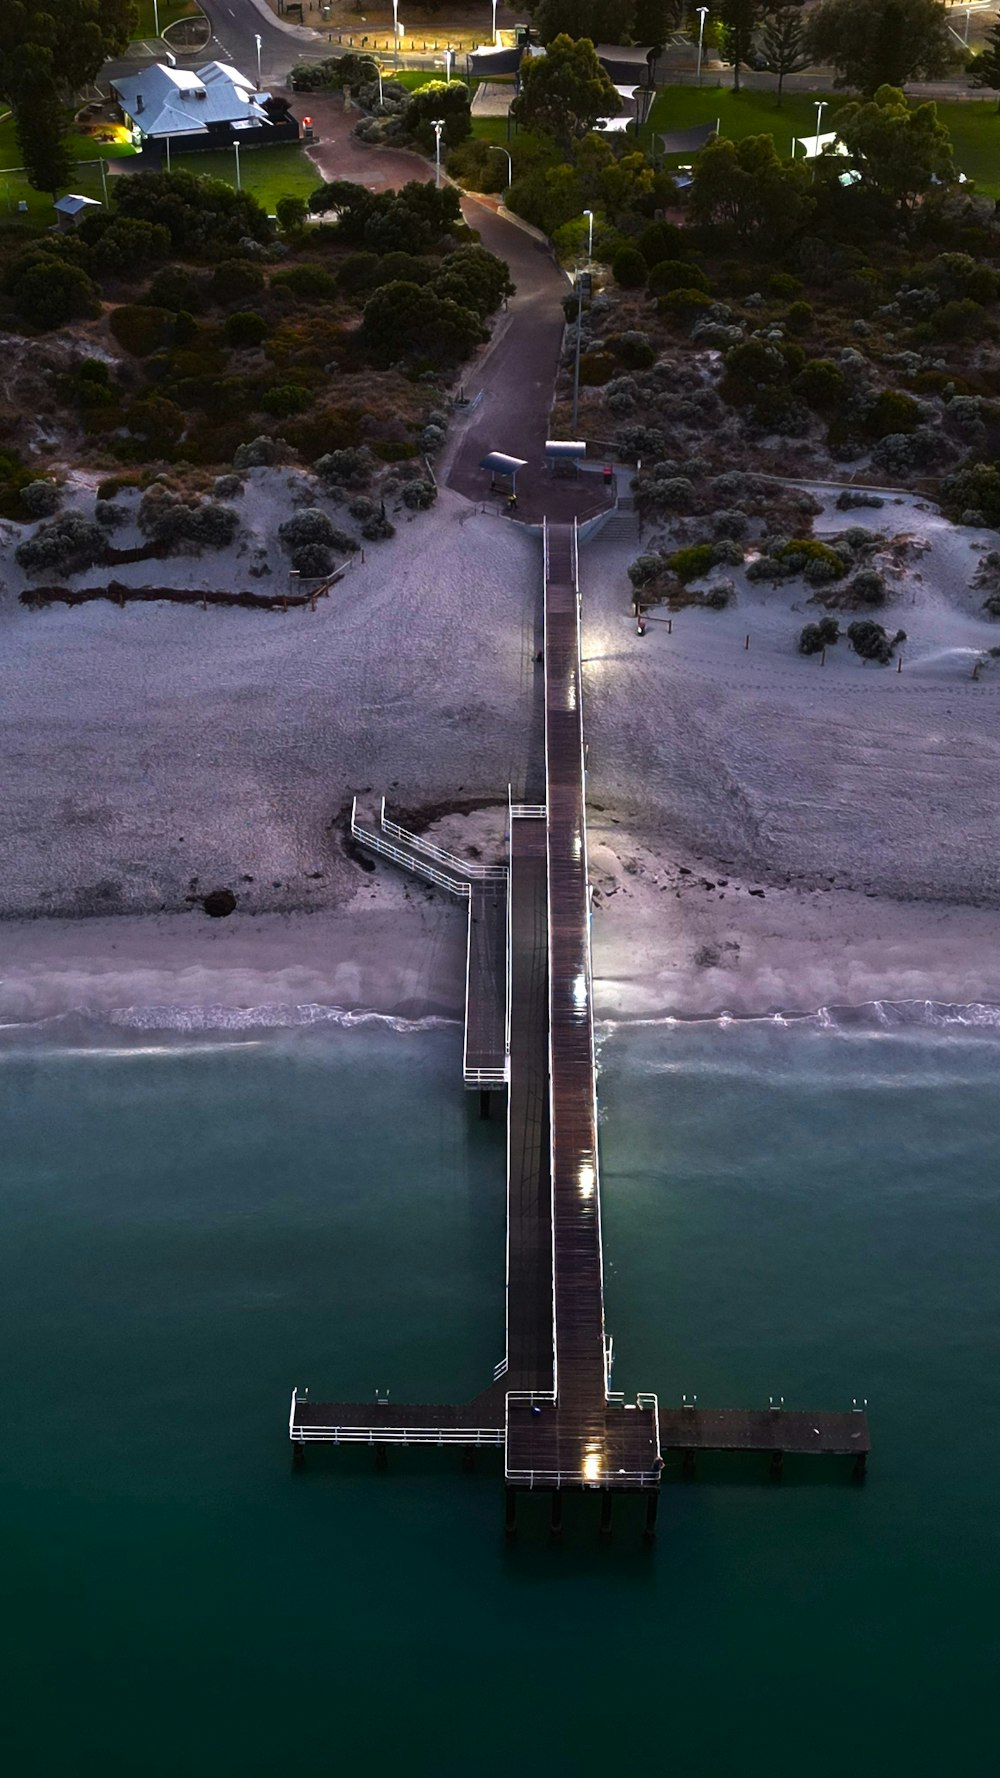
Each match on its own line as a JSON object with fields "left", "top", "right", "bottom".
{"left": 940, "top": 462, "right": 1000, "bottom": 527}
{"left": 637, "top": 220, "right": 684, "bottom": 267}
{"left": 657, "top": 287, "right": 712, "bottom": 321}
{"left": 110, "top": 304, "right": 177, "bottom": 356}
{"left": 19, "top": 480, "right": 62, "bottom": 518}
{"left": 291, "top": 542, "right": 333, "bottom": 575}
{"left": 373, "top": 440, "right": 418, "bottom": 461}
{"left": 276, "top": 196, "right": 309, "bottom": 233}
{"left": 607, "top": 330, "right": 654, "bottom": 370}
{"left": 668, "top": 543, "right": 715, "bottom": 582}
{"left": 261, "top": 383, "right": 312, "bottom": 416}
{"left": 273, "top": 263, "right": 339, "bottom": 301}
{"left": 402, "top": 478, "right": 436, "bottom": 509}
{"left": 279, "top": 508, "right": 356, "bottom": 554}
{"left": 793, "top": 358, "right": 847, "bottom": 412}
{"left": 225, "top": 310, "right": 269, "bottom": 348}
{"left": 864, "top": 389, "right": 920, "bottom": 439}
{"left": 848, "top": 619, "right": 903, "bottom": 663}
{"left": 578, "top": 351, "right": 615, "bottom": 386}
{"left": 768, "top": 272, "right": 802, "bottom": 300}
{"left": 628, "top": 553, "right": 662, "bottom": 589}
{"left": 3, "top": 250, "right": 100, "bottom": 330}
{"left": 137, "top": 488, "right": 239, "bottom": 549}
{"left": 648, "top": 258, "right": 709, "bottom": 297}
{"left": 612, "top": 246, "right": 647, "bottom": 290}
{"left": 315, "top": 446, "right": 376, "bottom": 489}
{"left": 931, "top": 299, "right": 989, "bottom": 342}
{"left": 785, "top": 300, "right": 814, "bottom": 335}
{"left": 144, "top": 265, "right": 207, "bottom": 312}
{"left": 15, "top": 513, "right": 108, "bottom": 576}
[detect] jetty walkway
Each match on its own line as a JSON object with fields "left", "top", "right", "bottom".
{"left": 290, "top": 523, "right": 870, "bottom": 1537}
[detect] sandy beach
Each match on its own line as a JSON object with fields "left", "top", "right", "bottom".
{"left": 2, "top": 477, "right": 1000, "bottom": 1025}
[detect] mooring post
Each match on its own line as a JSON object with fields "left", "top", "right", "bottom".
{"left": 769, "top": 1449, "right": 784, "bottom": 1481}
{"left": 479, "top": 1089, "right": 491, "bottom": 1121}
{"left": 643, "top": 1489, "right": 659, "bottom": 1545}
{"left": 599, "top": 1490, "right": 613, "bottom": 1541}
{"left": 550, "top": 1489, "right": 563, "bottom": 1541}
{"left": 504, "top": 1487, "right": 517, "bottom": 1537}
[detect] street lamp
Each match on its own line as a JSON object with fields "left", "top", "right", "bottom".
{"left": 433, "top": 117, "right": 443, "bottom": 187}
{"left": 491, "top": 0, "right": 499, "bottom": 44}
{"left": 696, "top": 7, "right": 708, "bottom": 87}
{"left": 392, "top": 0, "right": 400, "bottom": 68}
{"left": 490, "top": 143, "right": 512, "bottom": 190}
{"left": 233, "top": 138, "right": 241, "bottom": 191}
{"left": 583, "top": 207, "right": 593, "bottom": 261}
{"left": 571, "top": 270, "right": 584, "bottom": 433}
{"left": 445, "top": 45, "right": 454, "bottom": 81}
{"left": 812, "top": 98, "right": 826, "bottom": 181}
{"left": 153, "top": 0, "right": 160, "bottom": 37}
{"left": 254, "top": 32, "right": 262, "bottom": 89}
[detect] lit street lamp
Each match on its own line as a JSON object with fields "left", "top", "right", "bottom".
{"left": 445, "top": 45, "right": 454, "bottom": 81}
{"left": 233, "top": 138, "right": 241, "bottom": 190}
{"left": 153, "top": 0, "right": 160, "bottom": 37}
{"left": 812, "top": 98, "right": 826, "bottom": 181}
{"left": 583, "top": 206, "right": 593, "bottom": 261}
{"left": 392, "top": 0, "right": 400, "bottom": 68}
{"left": 490, "top": 143, "right": 512, "bottom": 190}
{"left": 254, "top": 32, "right": 262, "bottom": 89}
{"left": 696, "top": 7, "right": 708, "bottom": 87}
{"left": 491, "top": 0, "right": 499, "bottom": 44}
{"left": 433, "top": 117, "right": 443, "bottom": 186}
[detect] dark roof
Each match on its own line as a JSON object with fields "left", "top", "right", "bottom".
{"left": 658, "top": 121, "right": 718, "bottom": 155}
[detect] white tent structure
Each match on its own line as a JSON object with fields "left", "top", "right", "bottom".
{"left": 792, "top": 130, "right": 848, "bottom": 160}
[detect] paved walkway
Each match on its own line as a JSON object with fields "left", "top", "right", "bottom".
{"left": 303, "top": 93, "right": 612, "bottom": 525}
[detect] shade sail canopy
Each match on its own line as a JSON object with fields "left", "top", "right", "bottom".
{"left": 467, "top": 44, "right": 523, "bottom": 77}
{"left": 544, "top": 440, "right": 587, "bottom": 459}
{"left": 480, "top": 451, "right": 528, "bottom": 475}
{"left": 658, "top": 121, "right": 718, "bottom": 155}
{"left": 795, "top": 130, "right": 847, "bottom": 159}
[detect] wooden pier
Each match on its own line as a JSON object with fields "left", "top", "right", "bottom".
{"left": 293, "top": 523, "right": 870, "bottom": 1537}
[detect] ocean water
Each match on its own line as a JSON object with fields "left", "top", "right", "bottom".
{"left": 1, "top": 1009, "right": 998, "bottom": 1777}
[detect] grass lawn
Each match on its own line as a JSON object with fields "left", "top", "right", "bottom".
{"left": 172, "top": 143, "right": 320, "bottom": 211}
{"left": 131, "top": 0, "right": 200, "bottom": 38}
{"left": 0, "top": 111, "right": 139, "bottom": 224}
{"left": 646, "top": 83, "right": 1000, "bottom": 198}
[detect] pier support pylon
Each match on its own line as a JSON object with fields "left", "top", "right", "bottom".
{"left": 599, "top": 1491, "right": 613, "bottom": 1542}
{"left": 643, "top": 1490, "right": 659, "bottom": 1546}
{"left": 292, "top": 1442, "right": 305, "bottom": 1472}
{"left": 479, "top": 1089, "right": 491, "bottom": 1121}
{"left": 504, "top": 1486, "right": 517, "bottom": 1537}
{"left": 550, "top": 1490, "right": 563, "bottom": 1541}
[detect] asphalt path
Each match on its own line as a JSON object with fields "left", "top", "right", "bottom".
{"left": 304, "top": 91, "right": 607, "bottom": 522}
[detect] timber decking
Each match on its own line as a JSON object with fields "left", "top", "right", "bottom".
{"left": 658, "top": 1407, "right": 871, "bottom": 1458}
{"left": 505, "top": 812, "right": 553, "bottom": 1394}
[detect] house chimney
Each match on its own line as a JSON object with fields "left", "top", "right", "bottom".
{"left": 136, "top": 93, "right": 143, "bottom": 112}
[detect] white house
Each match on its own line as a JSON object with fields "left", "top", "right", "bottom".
{"left": 110, "top": 61, "right": 290, "bottom": 151}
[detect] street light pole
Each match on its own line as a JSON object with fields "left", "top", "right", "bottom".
{"left": 254, "top": 33, "right": 262, "bottom": 89}
{"left": 433, "top": 118, "right": 443, "bottom": 187}
{"left": 812, "top": 98, "right": 826, "bottom": 181}
{"left": 490, "top": 143, "right": 512, "bottom": 190}
{"left": 583, "top": 207, "right": 593, "bottom": 261}
{"left": 571, "top": 271, "right": 584, "bottom": 433}
{"left": 153, "top": 0, "right": 160, "bottom": 38}
{"left": 234, "top": 139, "right": 241, "bottom": 190}
{"left": 392, "top": 0, "right": 399, "bottom": 68}
{"left": 491, "top": 0, "right": 499, "bottom": 44}
{"left": 696, "top": 7, "right": 708, "bottom": 87}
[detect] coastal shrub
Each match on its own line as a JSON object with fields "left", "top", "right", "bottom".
{"left": 646, "top": 476, "right": 696, "bottom": 513}
{"left": 278, "top": 508, "right": 356, "bottom": 555}
{"left": 315, "top": 447, "right": 376, "bottom": 489}
{"left": 210, "top": 260, "right": 266, "bottom": 308}
{"left": 710, "top": 537, "right": 745, "bottom": 567}
{"left": 3, "top": 250, "right": 100, "bottom": 330}
{"left": 15, "top": 512, "right": 108, "bottom": 576}
{"left": 628, "top": 554, "right": 662, "bottom": 590}
{"left": 19, "top": 480, "right": 62, "bottom": 518}
{"left": 711, "top": 508, "right": 749, "bottom": 541}
{"left": 703, "top": 580, "right": 734, "bottom": 609}
{"left": 871, "top": 429, "right": 953, "bottom": 478}
{"left": 110, "top": 304, "right": 176, "bottom": 357}
{"left": 848, "top": 619, "right": 905, "bottom": 664}
{"left": 648, "top": 259, "right": 709, "bottom": 298}
{"left": 360, "top": 512, "right": 395, "bottom": 540}
{"left": 768, "top": 272, "right": 802, "bottom": 300}
{"left": 784, "top": 301, "right": 814, "bottom": 335}
{"left": 669, "top": 544, "right": 714, "bottom": 582}
{"left": 213, "top": 473, "right": 243, "bottom": 499}
{"left": 578, "top": 351, "right": 615, "bottom": 386}
{"left": 137, "top": 489, "right": 239, "bottom": 550}
{"left": 658, "top": 287, "right": 712, "bottom": 322}
{"left": 939, "top": 463, "right": 1000, "bottom": 528}
{"left": 225, "top": 310, "right": 269, "bottom": 348}
{"left": 94, "top": 499, "right": 125, "bottom": 528}
{"left": 605, "top": 376, "right": 640, "bottom": 415}
{"left": 261, "top": 383, "right": 312, "bottom": 417}
{"left": 273, "top": 263, "right": 339, "bottom": 302}
{"left": 144, "top": 265, "right": 208, "bottom": 313}
{"left": 290, "top": 542, "right": 333, "bottom": 576}
{"left": 864, "top": 390, "right": 920, "bottom": 439}
{"left": 930, "top": 299, "right": 989, "bottom": 342}
{"left": 612, "top": 246, "right": 647, "bottom": 289}
{"left": 402, "top": 479, "right": 437, "bottom": 509}
{"left": 233, "top": 435, "right": 292, "bottom": 469}
{"left": 607, "top": 330, "right": 654, "bottom": 370}
{"left": 845, "top": 569, "right": 886, "bottom": 606}
{"left": 836, "top": 490, "right": 884, "bottom": 510}
{"left": 793, "top": 359, "right": 847, "bottom": 412}
{"left": 800, "top": 615, "right": 840, "bottom": 653}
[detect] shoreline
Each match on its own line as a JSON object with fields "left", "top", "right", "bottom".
{"left": 2, "top": 859, "right": 999, "bottom": 1032}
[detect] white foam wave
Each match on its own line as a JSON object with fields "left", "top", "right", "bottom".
{"left": 0, "top": 1000, "right": 460, "bottom": 1054}
{"left": 598, "top": 997, "right": 1000, "bottom": 1040}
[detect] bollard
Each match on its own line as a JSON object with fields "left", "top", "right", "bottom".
{"left": 744, "top": 633, "right": 750, "bottom": 650}
{"left": 820, "top": 646, "right": 826, "bottom": 666}
{"left": 667, "top": 617, "right": 672, "bottom": 634}
{"left": 897, "top": 654, "right": 902, "bottom": 673}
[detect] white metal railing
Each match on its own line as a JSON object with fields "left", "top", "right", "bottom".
{"left": 493, "top": 1357, "right": 508, "bottom": 1382}
{"left": 510, "top": 803, "right": 546, "bottom": 818}
{"left": 505, "top": 1467, "right": 660, "bottom": 1489}
{"left": 292, "top": 1424, "right": 504, "bottom": 1447}
{"left": 380, "top": 799, "right": 507, "bottom": 881}
{"left": 351, "top": 800, "right": 471, "bottom": 899}
{"left": 465, "top": 1065, "right": 508, "bottom": 1085}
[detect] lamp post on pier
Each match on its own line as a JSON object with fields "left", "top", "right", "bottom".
{"left": 254, "top": 32, "right": 262, "bottom": 89}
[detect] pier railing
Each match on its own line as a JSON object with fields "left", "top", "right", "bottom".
{"left": 379, "top": 800, "right": 507, "bottom": 882}
{"left": 351, "top": 798, "right": 471, "bottom": 898}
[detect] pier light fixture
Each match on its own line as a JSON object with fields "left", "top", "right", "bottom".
{"left": 491, "top": 0, "right": 499, "bottom": 45}
{"left": 573, "top": 971, "right": 587, "bottom": 1009}
{"left": 696, "top": 7, "right": 709, "bottom": 87}
{"left": 582, "top": 1445, "right": 601, "bottom": 1482}
{"left": 578, "top": 1162, "right": 595, "bottom": 1198}
{"left": 392, "top": 0, "right": 400, "bottom": 67}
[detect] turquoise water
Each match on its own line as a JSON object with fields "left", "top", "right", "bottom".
{"left": 1, "top": 1013, "right": 998, "bottom": 1776}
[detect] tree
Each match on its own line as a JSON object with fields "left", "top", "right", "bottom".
{"left": 531, "top": 0, "right": 635, "bottom": 47}
{"left": 404, "top": 79, "right": 471, "bottom": 151}
{"left": 835, "top": 85, "right": 955, "bottom": 217}
{"left": 970, "top": 18, "right": 1000, "bottom": 111}
{"left": 511, "top": 35, "right": 621, "bottom": 149}
{"left": 761, "top": 4, "right": 809, "bottom": 105}
{"left": 359, "top": 280, "right": 487, "bottom": 367}
{"left": 806, "top": 0, "right": 956, "bottom": 95}
{"left": 719, "top": 0, "right": 761, "bottom": 94}
{"left": 431, "top": 244, "right": 514, "bottom": 318}
{"left": 0, "top": 2, "right": 135, "bottom": 195}
{"left": 113, "top": 171, "right": 271, "bottom": 250}
{"left": 689, "top": 133, "right": 814, "bottom": 242}
{"left": 632, "top": 0, "right": 686, "bottom": 52}
{"left": 2, "top": 247, "right": 100, "bottom": 329}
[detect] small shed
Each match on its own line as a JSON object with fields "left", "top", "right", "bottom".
{"left": 54, "top": 193, "right": 102, "bottom": 230}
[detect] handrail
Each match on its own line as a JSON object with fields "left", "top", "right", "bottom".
{"left": 352, "top": 814, "right": 472, "bottom": 899}
{"left": 464, "top": 1065, "right": 508, "bottom": 1085}
{"left": 510, "top": 803, "right": 546, "bottom": 818}
{"left": 380, "top": 799, "right": 507, "bottom": 880}
{"left": 505, "top": 1468, "right": 660, "bottom": 1489}
{"left": 292, "top": 1425, "right": 504, "bottom": 1446}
